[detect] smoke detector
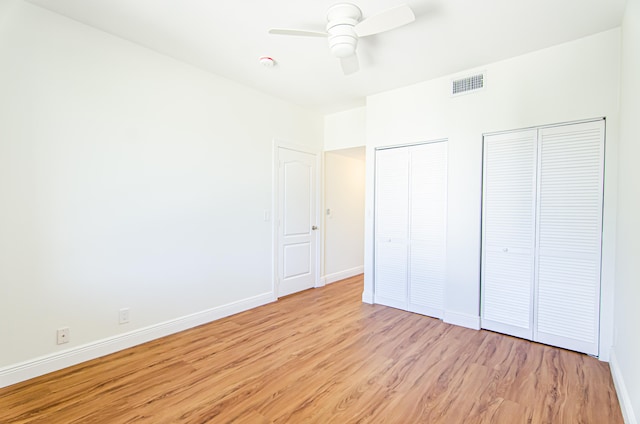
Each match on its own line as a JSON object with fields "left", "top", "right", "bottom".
{"left": 259, "top": 56, "right": 276, "bottom": 68}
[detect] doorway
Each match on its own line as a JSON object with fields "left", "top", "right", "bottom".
{"left": 323, "top": 147, "right": 366, "bottom": 283}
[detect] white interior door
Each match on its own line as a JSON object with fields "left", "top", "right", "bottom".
{"left": 534, "top": 121, "right": 604, "bottom": 356}
{"left": 481, "top": 130, "right": 538, "bottom": 340}
{"left": 374, "top": 147, "right": 409, "bottom": 310}
{"left": 277, "top": 147, "right": 318, "bottom": 297}
{"left": 408, "top": 141, "right": 447, "bottom": 318}
{"left": 481, "top": 120, "right": 605, "bottom": 356}
{"left": 374, "top": 141, "right": 448, "bottom": 317}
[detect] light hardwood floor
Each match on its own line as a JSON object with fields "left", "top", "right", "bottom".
{"left": 0, "top": 275, "right": 623, "bottom": 423}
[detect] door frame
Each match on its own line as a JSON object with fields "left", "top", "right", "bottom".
{"left": 272, "top": 139, "right": 323, "bottom": 299}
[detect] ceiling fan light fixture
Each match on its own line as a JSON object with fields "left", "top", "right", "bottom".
{"left": 331, "top": 42, "right": 356, "bottom": 58}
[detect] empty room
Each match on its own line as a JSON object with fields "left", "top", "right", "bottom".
{"left": 1, "top": 0, "right": 639, "bottom": 422}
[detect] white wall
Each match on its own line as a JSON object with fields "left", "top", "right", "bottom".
{"left": 0, "top": 0, "right": 323, "bottom": 382}
{"left": 323, "top": 149, "right": 365, "bottom": 283}
{"left": 611, "top": 0, "right": 640, "bottom": 421}
{"left": 363, "top": 29, "right": 621, "bottom": 357}
{"left": 324, "top": 107, "right": 366, "bottom": 151}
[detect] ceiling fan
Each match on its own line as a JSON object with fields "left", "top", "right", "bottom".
{"left": 269, "top": 3, "right": 416, "bottom": 75}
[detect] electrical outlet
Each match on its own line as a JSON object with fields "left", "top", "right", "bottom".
{"left": 119, "top": 308, "right": 130, "bottom": 324}
{"left": 57, "top": 327, "right": 70, "bottom": 345}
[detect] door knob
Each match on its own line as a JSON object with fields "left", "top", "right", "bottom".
{"left": 312, "top": 225, "right": 318, "bottom": 230}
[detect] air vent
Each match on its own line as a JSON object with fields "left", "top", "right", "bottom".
{"left": 452, "top": 73, "right": 485, "bottom": 96}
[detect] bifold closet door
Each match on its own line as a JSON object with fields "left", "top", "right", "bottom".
{"left": 374, "top": 142, "right": 447, "bottom": 317}
{"left": 535, "top": 121, "right": 604, "bottom": 356}
{"left": 374, "top": 147, "right": 409, "bottom": 310}
{"left": 481, "top": 120, "right": 604, "bottom": 356}
{"left": 481, "top": 130, "right": 538, "bottom": 340}
{"left": 408, "top": 142, "right": 447, "bottom": 317}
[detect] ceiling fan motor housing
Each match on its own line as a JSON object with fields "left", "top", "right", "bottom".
{"left": 267, "top": 2, "right": 415, "bottom": 75}
{"left": 326, "top": 3, "right": 362, "bottom": 58}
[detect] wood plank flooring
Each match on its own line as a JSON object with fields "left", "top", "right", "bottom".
{"left": 0, "top": 275, "right": 623, "bottom": 423}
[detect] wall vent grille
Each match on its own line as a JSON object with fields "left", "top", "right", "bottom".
{"left": 452, "top": 73, "right": 485, "bottom": 96}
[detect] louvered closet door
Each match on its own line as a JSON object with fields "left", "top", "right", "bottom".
{"left": 481, "top": 130, "right": 537, "bottom": 340}
{"left": 535, "top": 121, "right": 604, "bottom": 356}
{"left": 374, "top": 147, "right": 409, "bottom": 310}
{"left": 408, "top": 142, "right": 447, "bottom": 317}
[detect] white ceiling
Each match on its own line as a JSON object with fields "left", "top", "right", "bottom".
{"left": 26, "top": 0, "right": 627, "bottom": 114}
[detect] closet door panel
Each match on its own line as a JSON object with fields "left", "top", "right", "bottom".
{"left": 375, "top": 241, "right": 408, "bottom": 309}
{"left": 408, "top": 142, "right": 447, "bottom": 317}
{"left": 483, "top": 250, "right": 535, "bottom": 337}
{"left": 375, "top": 148, "right": 409, "bottom": 240}
{"left": 535, "top": 121, "right": 604, "bottom": 356}
{"left": 481, "top": 130, "right": 537, "bottom": 339}
{"left": 374, "top": 148, "right": 409, "bottom": 309}
{"left": 536, "top": 256, "right": 600, "bottom": 354}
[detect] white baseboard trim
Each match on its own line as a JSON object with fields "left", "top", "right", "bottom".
{"left": 443, "top": 310, "right": 481, "bottom": 330}
{"left": 0, "top": 291, "right": 276, "bottom": 389}
{"left": 610, "top": 348, "right": 638, "bottom": 424}
{"left": 323, "top": 266, "right": 364, "bottom": 285}
{"left": 362, "top": 290, "right": 374, "bottom": 304}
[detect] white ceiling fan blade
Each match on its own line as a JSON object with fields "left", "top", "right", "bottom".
{"left": 355, "top": 4, "right": 415, "bottom": 37}
{"left": 268, "top": 28, "right": 328, "bottom": 38}
{"left": 340, "top": 54, "right": 359, "bottom": 75}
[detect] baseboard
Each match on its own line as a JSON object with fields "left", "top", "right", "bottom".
{"left": 610, "top": 348, "right": 638, "bottom": 424}
{"left": 443, "top": 310, "right": 481, "bottom": 330}
{"left": 0, "top": 291, "right": 276, "bottom": 389}
{"left": 323, "top": 266, "right": 364, "bottom": 285}
{"left": 362, "top": 290, "right": 374, "bottom": 304}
